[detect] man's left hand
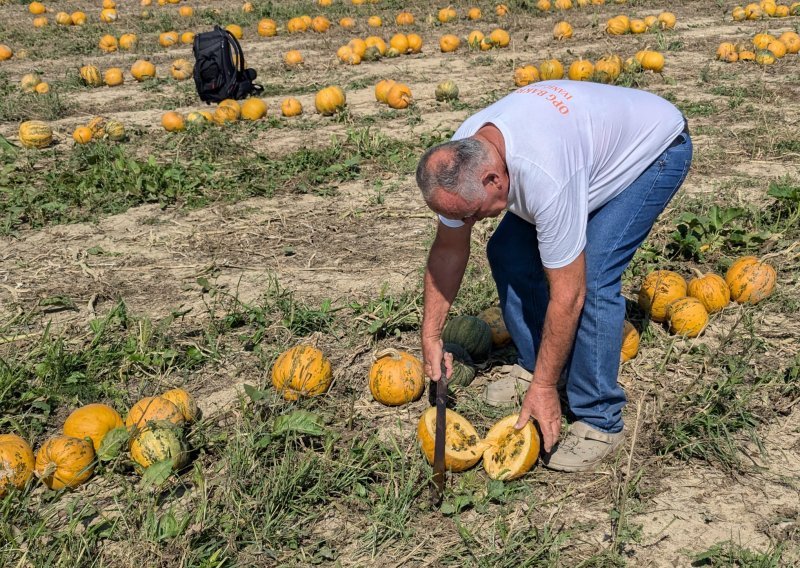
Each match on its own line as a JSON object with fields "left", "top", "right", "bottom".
{"left": 514, "top": 383, "right": 561, "bottom": 452}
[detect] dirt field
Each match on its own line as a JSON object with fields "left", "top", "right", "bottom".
{"left": 1, "top": 0, "right": 799, "bottom": 566}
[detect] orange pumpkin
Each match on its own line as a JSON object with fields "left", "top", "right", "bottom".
{"left": 131, "top": 59, "right": 156, "bottom": 81}
{"left": 489, "top": 28, "right": 511, "bottom": 48}
{"left": 638, "top": 270, "right": 687, "bottom": 322}
{"left": 395, "top": 11, "right": 415, "bottom": 26}
{"left": 103, "top": 67, "right": 124, "bottom": 87}
{"left": 315, "top": 85, "right": 346, "bottom": 116}
{"left": 568, "top": 58, "right": 594, "bottom": 81}
{"left": 0, "top": 44, "right": 12, "bottom": 61}
{"left": 553, "top": 21, "right": 573, "bottom": 40}
{"left": 478, "top": 306, "right": 511, "bottom": 346}
{"left": 125, "top": 396, "right": 185, "bottom": 429}
{"left": 281, "top": 97, "right": 303, "bottom": 117}
{"left": 439, "top": 34, "right": 461, "bottom": 53}
{"left": 0, "top": 434, "right": 35, "bottom": 496}
{"left": 119, "top": 33, "right": 138, "bottom": 50}
{"left": 312, "top": 16, "right": 331, "bottom": 33}
{"left": 406, "top": 33, "right": 423, "bottom": 53}
{"left": 258, "top": 19, "right": 277, "bottom": 37}
{"left": 34, "top": 436, "right": 95, "bottom": 490}
{"left": 620, "top": 320, "right": 639, "bottom": 362}
{"left": 225, "top": 24, "right": 243, "bottom": 39}
{"left": 725, "top": 257, "right": 776, "bottom": 304}
{"left": 386, "top": 83, "right": 412, "bottom": 109}
{"left": 271, "top": 345, "right": 333, "bottom": 400}
{"left": 160, "top": 388, "right": 199, "bottom": 422}
{"left": 687, "top": 271, "right": 730, "bottom": 313}
{"left": 240, "top": 97, "right": 268, "bottom": 120}
{"left": 368, "top": 349, "right": 425, "bottom": 406}
{"left": 390, "top": 33, "right": 410, "bottom": 54}
{"left": 539, "top": 59, "right": 564, "bottom": 80}
{"left": 63, "top": 403, "right": 124, "bottom": 450}
{"left": 667, "top": 297, "right": 708, "bottom": 338}
{"left": 170, "top": 59, "right": 193, "bottom": 81}
{"left": 374, "top": 79, "right": 396, "bottom": 103}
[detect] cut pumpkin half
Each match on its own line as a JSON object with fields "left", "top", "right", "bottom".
{"left": 417, "top": 407, "right": 484, "bottom": 472}
{"left": 482, "top": 414, "right": 540, "bottom": 480}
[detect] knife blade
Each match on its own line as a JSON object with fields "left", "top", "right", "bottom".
{"left": 431, "top": 358, "right": 447, "bottom": 506}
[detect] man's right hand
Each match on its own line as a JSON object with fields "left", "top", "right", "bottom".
{"left": 422, "top": 337, "right": 453, "bottom": 382}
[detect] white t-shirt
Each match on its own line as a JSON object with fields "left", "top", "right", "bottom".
{"left": 439, "top": 81, "right": 685, "bottom": 268}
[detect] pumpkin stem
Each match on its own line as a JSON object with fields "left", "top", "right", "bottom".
{"left": 690, "top": 268, "right": 705, "bottom": 279}
{"left": 373, "top": 348, "right": 402, "bottom": 361}
{"left": 36, "top": 461, "right": 57, "bottom": 480}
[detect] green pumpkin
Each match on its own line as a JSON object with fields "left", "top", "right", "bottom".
{"left": 444, "top": 343, "right": 476, "bottom": 388}
{"left": 435, "top": 80, "right": 459, "bottom": 102}
{"left": 441, "top": 316, "right": 492, "bottom": 362}
{"left": 130, "top": 423, "right": 188, "bottom": 471}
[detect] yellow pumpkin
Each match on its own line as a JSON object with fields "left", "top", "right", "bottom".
{"left": 568, "top": 58, "right": 594, "bottom": 81}
{"left": 468, "top": 30, "right": 485, "bottom": 49}
{"left": 745, "top": 3, "right": 763, "bottom": 19}
{"left": 33, "top": 16, "right": 48, "bottom": 28}
{"left": 367, "top": 15, "right": 382, "bottom": 28}
{"left": 629, "top": 19, "right": 647, "bottom": 34}
{"left": 555, "top": 0, "right": 573, "bottom": 8}
{"left": 496, "top": 3, "right": 510, "bottom": 16}
{"left": 755, "top": 49, "right": 776, "bottom": 65}
{"left": 774, "top": 4, "right": 789, "bottom": 16}
{"left": 312, "top": 16, "right": 331, "bottom": 33}
{"left": 725, "top": 257, "right": 776, "bottom": 304}
{"left": 368, "top": 349, "right": 425, "bottom": 406}
{"left": 258, "top": 19, "right": 277, "bottom": 37}
{"left": 478, "top": 306, "right": 511, "bottom": 346}
{"left": 20, "top": 73, "right": 41, "bottom": 92}
{"left": 620, "top": 320, "right": 639, "bottom": 362}
{"left": 468, "top": 7, "right": 482, "bottom": 20}
{"left": 738, "top": 50, "right": 756, "bottom": 61}
{"left": 658, "top": 11, "right": 676, "bottom": 29}
{"left": 80, "top": 64, "right": 103, "bottom": 87}
{"left": 539, "top": 59, "right": 564, "bottom": 80}
{"left": 180, "top": 31, "right": 195, "bottom": 44}
{"left": 34, "top": 82, "right": 50, "bottom": 94}
{"left": 606, "top": 16, "right": 629, "bottom": 35}
{"left": 314, "top": 85, "right": 346, "bottom": 116}
{"left": 160, "top": 388, "right": 199, "bottom": 422}
{"left": 753, "top": 33, "right": 776, "bottom": 50}
{"left": 439, "top": 34, "right": 461, "bottom": 53}
{"left": 281, "top": 97, "right": 303, "bottom": 117}
{"left": 187, "top": 111, "right": 209, "bottom": 125}
{"left": 86, "top": 116, "right": 107, "bottom": 139}
{"left": 687, "top": 271, "right": 730, "bottom": 314}
{"left": 716, "top": 42, "right": 738, "bottom": 60}
{"left": 390, "top": 33, "right": 410, "bottom": 54}
{"left": 406, "top": 33, "right": 424, "bottom": 53}
{"left": 0, "top": 44, "right": 12, "bottom": 61}
{"left": 365, "top": 36, "right": 387, "bottom": 55}
{"left": 103, "top": 67, "right": 124, "bottom": 87}
{"left": 131, "top": 59, "right": 156, "bottom": 81}
{"left": 29, "top": 2, "right": 46, "bottom": 15}
{"left": 63, "top": 404, "right": 124, "bottom": 450}
{"left": 760, "top": 0, "right": 777, "bottom": 16}
{"left": 34, "top": 436, "right": 95, "bottom": 490}
{"left": 130, "top": 424, "right": 188, "bottom": 470}
{"left": 0, "top": 434, "right": 35, "bottom": 497}
{"left": 271, "top": 345, "right": 333, "bottom": 400}
{"left": 56, "top": 12, "right": 73, "bottom": 26}
{"left": 125, "top": 396, "right": 185, "bottom": 430}
{"left": 482, "top": 414, "right": 540, "bottom": 480}
{"left": 766, "top": 40, "right": 787, "bottom": 58}
{"left": 348, "top": 38, "right": 367, "bottom": 58}
{"left": 553, "top": 21, "right": 573, "bottom": 40}
{"left": 339, "top": 17, "right": 356, "bottom": 29}
{"left": 732, "top": 6, "right": 747, "bottom": 20}
{"left": 417, "top": 407, "right": 484, "bottom": 472}
{"left": 242, "top": 1, "right": 254, "bottom": 12}
{"left": 213, "top": 105, "right": 239, "bottom": 125}
{"left": 536, "top": 0, "right": 552, "bottom": 10}
{"left": 594, "top": 56, "right": 621, "bottom": 83}
{"left": 105, "top": 120, "right": 125, "bottom": 141}
{"left": 287, "top": 17, "right": 308, "bottom": 33}
{"left": 395, "top": 11, "right": 414, "bottom": 26}
{"left": 225, "top": 24, "right": 243, "bottom": 40}
{"left": 117, "top": 33, "right": 137, "bottom": 51}
{"left": 667, "top": 297, "right": 708, "bottom": 338}
{"left": 240, "top": 98, "right": 268, "bottom": 120}
{"left": 159, "top": 31, "right": 179, "bottom": 48}
{"left": 19, "top": 120, "right": 53, "bottom": 149}
{"left": 386, "top": 83, "right": 412, "bottom": 109}
{"left": 100, "top": 8, "right": 117, "bottom": 23}
{"left": 489, "top": 28, "right": 511, "bottom": 48}
{"left": 643, "top": 15, "right": 658, "bottom": 29}
{"left": 166, "top": 59, "right": 191, "bottom": 81}
{"left": 638, "top": 270, "right": 687, "bottom": 322}
{"left": 178, "top": 5, "right": 193, "bottom": 17}
{"left": 639, "top": 50, "right": 665, "bottom": 72}
{"left": 374, "top": 79, "right": 396, "bottom": 103}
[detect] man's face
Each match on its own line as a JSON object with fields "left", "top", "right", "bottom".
{"left": 429, "top": 171, "right": 508, "bottom": 225}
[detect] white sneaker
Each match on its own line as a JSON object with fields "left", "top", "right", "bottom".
{"left": 543, "top": 421, "right": 624, "bottom": 472}
{"left": 482, "top": 364, "right": 532, "bottom": 407}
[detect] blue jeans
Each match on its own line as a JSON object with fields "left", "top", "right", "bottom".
{"left": 486, "top": 132, "right": 693, "bottom": 433}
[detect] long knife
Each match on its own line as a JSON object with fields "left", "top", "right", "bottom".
{"left": 431, "top": 358, "right": 448, "bottom": 507}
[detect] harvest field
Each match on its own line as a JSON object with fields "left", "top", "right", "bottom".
{"left": 1, "top": 0, "right": 800, "bottom": 566}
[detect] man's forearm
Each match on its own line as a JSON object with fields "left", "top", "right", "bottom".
{"left": 533, "top": 296, "right": 584, "bottom": 386}
{"left": 422, "top": 244, "right": 470, "bottom": 342}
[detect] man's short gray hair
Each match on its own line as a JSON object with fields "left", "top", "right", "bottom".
{"left": 415, "top": 138, "right": 490, "bottom": 205}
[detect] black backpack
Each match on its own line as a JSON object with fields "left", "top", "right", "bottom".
{"left": 192, "top": 26, "right": 262, "bottom": 103}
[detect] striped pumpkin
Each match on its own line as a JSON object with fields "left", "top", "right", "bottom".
{"left": 79, "top": 64, "right": 103, "bottom": 87}
{"left": 725, "top": 257, "right": 776, "bottom": 305}
{"left": 19, "top": 120, "right": 52, "bottom": 149}
{"left": 368, "top": 348, "right": 424, "bottom": 406}
{"left": 130, "top": 424, "right": 188, "bottom": 470}
{"left": 687, "top": 271, "right": 730, "bottom": 313}
{"left": 271, "top": 345, "right": 332, "bottom": 400}
{"left": 161, "top": 388, "right": 199, "bottom": 422}
{"left": 444, "top": 342, "right": 476, "bottom": 387}
{"left": 441, "top": 315, "right": 493, "bottom": 362}
{"left": 34, "top": 436, "right": 95, "bottom": 490}
{"left": 638, "top": 270, "right": 687, "bottom": 322}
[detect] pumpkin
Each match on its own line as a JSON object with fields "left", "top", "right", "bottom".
{"left": 395, "top": 12, "right": 414, "bottom": 26}
{"left": 435, "top": 80, "right": 459, "bottom": 102}
{"left": 444, "top": 342, "right": 477, "bottom": 387}
{"left": 71, "top": 10, "right": 86, "bottom": 23}
{"left": 386, "top": 83, "right": 412, "bottom": 109}
{"left": 667, "top": 297, "right": 708, "bottom": 338}
{"left": 594, "top": 56, "right": 621, "bottom": 83}
{"left": 639, "top": 50, "right": 665, "bottom": 72}
{"left": 766, "top": 40, "right": 787, "bottom": 58}
{"left": 606, "top": 16, "right": 629, "bottom": 35}
{"left": 281, "top": 97, "right": 303, "bottom": 117}
{"left": 0, "top": 45, "right": 12, "bottom": 61}
{"left": 755, "top": 49, "right": 776, "bottom": 65}
{"left": 438, "top": 6, "right": 457, "bottom": 23}
{"left": 86, "top": 116, "right": 106, "bottom": 139}
{"left": 439, "top": 34, "right": 461, "bottom": 53}
{"left": 160, "top": 388, "right": 199, "bottom": 422}
{"left": 178, "top": 5, "right": 193, "bottom": 17}
{"left": 365, "top": 36, "right": 387, "bottom": 56}
{"left": 441, "top": 315, "right": 493, "bottom": 362}
{"left": 99, "top": 8, "right": 117, "bottom": 23}
{"left": 555, "top": 0, "right": 573, "bottom": 8}
{"left": 482, "top": 414, "right": 540, "bottom": 480}
{"left": 319, "top": 0, "right": 332, "bottom": 5}
{"left": 468, "top": 7, "right": 482, "bottom": 20}
{"left": 623, "top": 57, "right": 642, "bottom": 73}
{"left": 131, "top": 59, "right": 156, "bottom": 81}
{"left": 337, "top": 45, "right": 354, "bottom": 63}
{"left": 374, "top": 79, "right": 396, "bottom": 103}
{"left": 775, "top": 4, "right": 789, "bottom": 16}
{"left": 339, "top": 17, "right": 356, "bottom": 29}
{"left": 288, "top": 17, "right": 308, "bottom": 33}
{"left": 213, "top": 105, "right": 238, "bottom": 125}
{"left": 716, "top": 42, "right": 738, "bottom": 60}
{"left": 725, "top": 257, "right": 776, "bottom": 304}
{"left": 390, "top": 33, "right": 409, "bottom": 54}
{"left": 34, "top": 82, "right": 50, "bottom": 94}
{"left": 159, "top": 31, "right": 179, "bottom": 48}
{"left": 536, "top": 0, "right": 552, "bottom": 10}
{"left": 738, "top": 50, "right": 756, "bottom": 61}
{"left": 385, "top": 47, "right": 402, "bottom": 58}
{"left": 753, "top": 33, "right": 776, "bottom": 50}
{"left": 56, "top": 12, "right": 73, "bottom": 26}
{"left": 417, "top": 407, "right": 484, "bottom": 472}
{"left": 160, "top": 111, "right": 185, "bottom": 132}
{"left": 658, "top": 11, "right": 676, "bottom": 29}
{"left": 687, "top": 271, "right": 730, "bottom": 313}
{"left": 638, "top": 270, "right": 687, "bottom": 322}
{"left": 242, "top": 1, "right": 254, "bottom": 12}
{"left": 406, "top": 33, "right": 423, "bottom": 53}
{"left": 181, "top": 31, "right": 195, "bottom": 44}
{"left": 103, "top": 0, "right": 116, "bottom": 8}
{"left": 187, "top": 111, "right": 209, "bottom": 125}
{"left": 240, "top": 97, "right": 268, "bottom": 120}
{"left": 0, "top": 434, "right": 35, "bottom": 497}
{"left": 514, "top": 65, "right": 540, "bottom": 86}
{"left": 732, "top": 6, "right": 747, "bottom": 20}
{"left": 105, "top": 120, "right": 125, "bottom": 141}
{"left": 225, "top": 24, "right": 243, "bottom": 40}
{"left": 271, "top": 345, "right": 333, "bottom": 400}
{"left": 34, "top": 436, "right": 95, "bottom": 490}
{"left": 368, "top": 348, "right": 425, "bottom": 406}
{"left": 104, "top": 67, "right": 125, "bottom": 87}
{"left": 496, "top": 3, "right": 510, "bottom": 16}
{"left": 468, "top": 30, "right": 485, "bottom": 49}
{"left": 792, "top": 1, "right": 800, "bottom": 15}
{"left": 553, "top": 21, "right": 573, "bottom": 40}
{"left": 568, "top": 58, "right": 594, "bottom": 81}
{"left": 33, "top": 16, "right": 48, "bottom": 28}
{"left": 29, "top": 2, "right": 46, "bottom": 15}
{"left": 745, "top": 3, "right": 763, "bottom": 18}
{"left": 621, "top": 320, "right": 639, "bottom": 362}
{"left": 643, "top": 15, "right": 658, "bottom": 29}
{"left": 312, "top": 16, "right": 331, "bottom": 33}
{"left": 478, "top": 306, "right": 511, "bottom": 346}
{"left": 130, "top": 423, "right": 188, "bottom": 470}
{"left": 315, "top": 85, "right": 346, "bottom": 116}
{"left": 760, "top": 0, "right": 777, "bottom": 16}
{"left": 778, "top": 32, "right": 800, "bottom": 54}
{"left": 258, "top": 19, "right": 277, "bottom": 37}
{"left": 539, "top": 58, "right": 565, "bottom": 80}
{"left": 367, "top": 16, "right": 382, "bottom": 28}
{"left": 63, "top": 404, "right": 123, "bottom": 449}
{"left": 80, "top": 65, "right": 103, "bottom": 87}
{"left": 20, "top": 73, "right": 41, "bottom": 92}
{"left": 629, "top": 19, "right": 647, "bottom": 34}
{"left": 348, "top": 38, "right": 368, "bottom": 58}
{"left": 489, "top": 28, "right": 511, "bottom": 48}
{"left": 168, "top": 58, "right": 191, "bottom": 81}
{"left": 125, "top": 396, "right": 185, "bottom": 430}
{"left": 19, "top": 120, "right": 52, "bottom": 149}
{"left": 119, "top": 33, "right": 138, "bottom": 50}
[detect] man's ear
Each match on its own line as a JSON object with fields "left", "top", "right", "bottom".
{"left": 482, "top": 171, "right": 501, "bottom": 191}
